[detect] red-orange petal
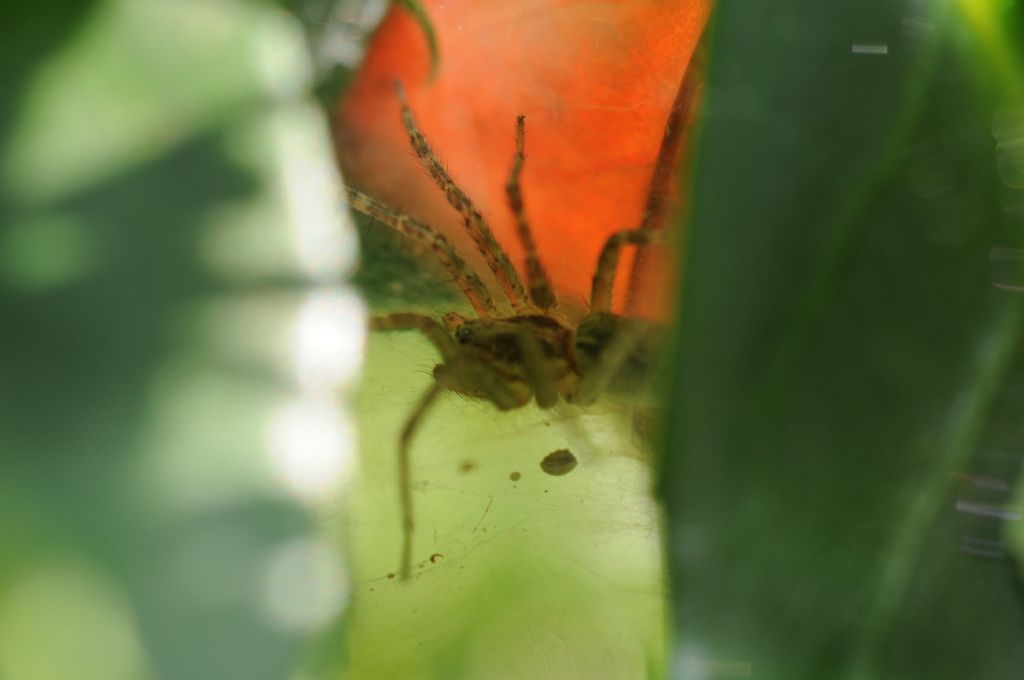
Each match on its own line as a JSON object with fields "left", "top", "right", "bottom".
{"left": 337, "top": 0, "right": 711, "bottom": 318}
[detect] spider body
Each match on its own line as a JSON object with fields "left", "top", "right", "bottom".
{"left": 432, "top": 311, "right": 658, "bottom": 411}
{"left": 346, "top": 69, "right": 699, "bottom": 578}
{"left": 439, "top": 313, "right": 575, "bottom": 409}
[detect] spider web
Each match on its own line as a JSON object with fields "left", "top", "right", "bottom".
{"left": 341, "top": 325, "right": 666, "bottom": 679}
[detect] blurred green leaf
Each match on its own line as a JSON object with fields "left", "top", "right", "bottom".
{"left": 395, "top": 0, "right": 440, "bottom": 79}
{"left": 0, "top": 2, "right": 351, "bottom": 678}
{"left": 663, "top": 0, "right": 1024, "bottom": 677}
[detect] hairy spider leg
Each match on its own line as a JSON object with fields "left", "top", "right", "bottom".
{"left": 506, "top": 115, "right": 557, "bottom": 311}
{"left": 626, "top": 31, "right": 708, "bottom": 308}
{"left": 371, "top": 313, "right": 460, "bottom": 361}
{"left": 585, "top": 45, "right": 700, "bottom": 314}
{"left": 347, "top": 188, "right": 497, "bottom": 317}
{"left": 370, "top": 314, "right": 455, "bottom": 579}
{"left": 511, "top": 328, "right": 560, "bottom": 408}
{"left": 396, "top": 382, "right": 444, "bottom": 579}
{"left": 589, "top": 228, "right": 667, "bottom": 313}
{"left": 372, "top": 312, "right": 531, "bottom": 579}
{"left": 395, "top": 83, "right": 529, "bottom": 310}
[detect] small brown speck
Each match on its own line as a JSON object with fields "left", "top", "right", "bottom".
{"left": 459, "top": 460, "right": 478, "bottom": 473}
{"left": 430, "top": 553, "right": 444, "bottom": 563}
{"left": 509, "top": 471, "right": 521, "bottom": 481}
{"left": 541, "top": 448, "right": 577, "bottom": 476}
{"left": 387, "top": 572, "right": 395, "bottom": 579}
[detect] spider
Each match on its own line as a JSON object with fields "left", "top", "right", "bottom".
{"left": 346, "top": 72, "right": 698, "bottom": 579}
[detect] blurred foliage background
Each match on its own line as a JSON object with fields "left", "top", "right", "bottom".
{"left": 4, "top": 0, "right": 1024, "bottom": 679}
{"left": 1, "top": 1, "right": 357, "bottom": 678}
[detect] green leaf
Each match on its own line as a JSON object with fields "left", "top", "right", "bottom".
{"left": 662, "top": 0, "right": 1024, "bottom": 677}
{"left": 395, "top": 0, "right": 441, "bottom": 79}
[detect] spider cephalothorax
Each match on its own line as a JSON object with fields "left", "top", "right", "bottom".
{"left": 346, "top": 71, "right": 698, "bottom": 578}
{"left": 441, "top": 313, "right": 576, "bottom": 407}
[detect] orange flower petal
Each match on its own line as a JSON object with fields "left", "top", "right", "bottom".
{"left": 337, "top": 0, "right": 711, "bottom": 317}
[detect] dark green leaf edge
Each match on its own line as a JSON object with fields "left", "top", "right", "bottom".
{"left": 395, "top": 0, "right": 440, "bottom": 80}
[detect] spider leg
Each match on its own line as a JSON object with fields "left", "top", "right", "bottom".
{"left": 371, "top": 312, "right": 460, "bottom": 361}
{"left": 372, "top": 313, "right": 526, "bottom": 577}
{"left": 433, "top": 358, "right": 530, "bottom": 411}
{"left": 396, "top": 382, "right": 444, "bottom": 580}
{"left": 511, "top": 328, "right": 559, "bottom": 409}
{"left": 589, "top": 228, "right": 667, "bottom": 313}
{"left": 371, "top": 313, "right": 455, "bottom": 579}
{"left": 395, "top": 83, "right": 528, "bottom": 310}
{"left": 373, "top": 313, "right": 529, "bottom": 409}
{"left": 506, "top": 115, "right": 557, "bottom": 311}
{"left": 625, "top": 31, "right": 708, "bottom": 309}
{"left": 347, "top": 188, "right": 497, "bottom": 317}
{"left": 570, "top": 319, "right": 656, "bottom": 407}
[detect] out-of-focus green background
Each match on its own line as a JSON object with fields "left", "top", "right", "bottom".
{"left": 1, "top": 1, "right": 358, "bottom": 678}
{"left": 4, "top": 1, "right": 1024, "bottom": 679}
